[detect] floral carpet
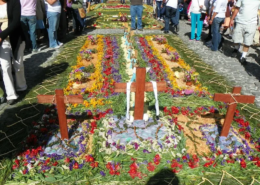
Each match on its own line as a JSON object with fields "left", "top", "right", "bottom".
{"left": 5, "top": 34, "right": 260, "bottom": 185}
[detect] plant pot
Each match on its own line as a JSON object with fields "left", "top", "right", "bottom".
{"left": 186, "top": 81, "right": 193, "bottom": 86}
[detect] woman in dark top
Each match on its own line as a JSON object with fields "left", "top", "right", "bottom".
{"left": 0, "top": 0, "right": 27, "bottom": 105}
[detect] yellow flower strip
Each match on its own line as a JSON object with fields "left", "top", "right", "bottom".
{"left": 145, "top": 36, "right": 179, "bottom": 89}
{"left": 64, "top": 35, "right": 104, "bottom": 95}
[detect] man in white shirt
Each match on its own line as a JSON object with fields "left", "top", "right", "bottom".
{"left": 163, "top": 0, "right": 178, "bottom": 33}
{"left": 209, "top": 0, "right": 227, "bottom": 51}
{"left": 230, "top": 0, "right": 260, "bottom": 65}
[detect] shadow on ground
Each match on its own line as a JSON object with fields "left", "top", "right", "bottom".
{"left": 146, "top": 169, "right": 179, "bottom": 185}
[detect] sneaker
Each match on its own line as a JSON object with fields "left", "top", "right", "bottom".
{"left": 175, "top": 24, "right": 180, "bottom": 32}
{"left": 32, "top": 48, "right": 41, "bottom": 53}
{"left": 231, "top": 49, "right": 238, "bottom": 57}
{"left": 160, "top": 18, "right": 164, "bottom": 21}
{"left": 7, "top": 99, "right": 16, "bottom": 105}
{"left": 54, "top": 43, "right": 63, "bottom": 49}
{"left": 239, "top": 57, "right": 247, "bottom": 65}
{"left": 157, "top": 17, "right": 160, "bottom": 20}
{"left": 164, "top": 31, "right": 169, "bottom": 34}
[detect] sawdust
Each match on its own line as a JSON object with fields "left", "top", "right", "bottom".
{"left": 177, "top": 113, "right": 224, "bottom": 155}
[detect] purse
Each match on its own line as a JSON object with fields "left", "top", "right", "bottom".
{"left": 78, "top": 7, "right": 86, "bottom": 18}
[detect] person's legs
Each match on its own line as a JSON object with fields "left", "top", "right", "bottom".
{"left": 190, "top": 13, "right": 197, "bottom": 40}
{"left": 47, "top": 11, "right": 59, "bottom": 48}
{"left": 136, "top": 5, "right": 143, "bottom": 30}
{"left": 0, "top": 42, "right": 19, "bottom": 100}
{"left": 20, "top": 16, "right": 31, "bottom": 50}
{"left": 211, "top": 17, "right": 222, "bottom": 51}
{"left": 130, "top": 5, "right": 137, "bottom": 29}
{"left": 196, "top": 14, "right": 203, "bottom": 41}
{"left": 156, "top": 1, "right": 162, "bottom": 19}
{"left": 240, "top": 24, "right": 258, "bottom": 61}
{"left": 13, "top": 41, "right": 27, "bottom": 92}
{"left": 164, "top": 6, "right": 171, "bottom": 32}
{"left": 75, "top": 9, "right": 85, "bottom": 31}
{"left": 27, "top": 15, "right": 38, "bottom": 50}
{"left": 170, "top": 6, "right": 179, "bottom": 32}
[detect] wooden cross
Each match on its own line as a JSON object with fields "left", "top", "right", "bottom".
{"left": 37, "top": 89, "right": 83, "bottom": 140}
{"left": 213, "top": 87, "right": 255, "bottom": 137}
{"left": 114, "top": 68, "right": 167, "bottom": 120}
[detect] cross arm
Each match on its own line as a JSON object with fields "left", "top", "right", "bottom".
{"left": 114, "top": 82, "right": 167, "bottom": 93}
{"left": 214, "top": 94, "right": 255, "bottom": 104}
{"left": 37, "top": 95, "right": 84, "bottom": 104}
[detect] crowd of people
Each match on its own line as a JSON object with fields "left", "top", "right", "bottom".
{"left": 0, "top": 0, "right": 92, "bottom": 105}
{"left": 0, "top": 0, "right": 260, "bottom": 105}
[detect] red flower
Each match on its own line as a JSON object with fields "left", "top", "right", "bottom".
{"left": 73, "top": 162, "right": 79, "bottom": 169}
{"left": 14, "top": 159, "right": 20, "bottom": 165}
{"left": 52, "top": 161, "right": 58, "bottom": 166}
{"left": 245, "top": 132, "right": 251, "bottom": 140}
{"left": 171, "top": 106, "right": 179, "bottom": 114}
{"left": 90, "top": 162, "right": 99, "bottom": 168}
{"left": 44, "top": 158, "right": 50, "bottom": 165}
{"left": 85, "top": 155, "right": 94, "bottom": 162}
{"left": 106, "top": 162, "right": 112, "bottom": 170}
{"left": 240, "top": 159, "right": 246, "bottom": 168}
{"left": 64, "top": 157, "right": 70, "bottom": 163}
{"left": 182, "top": 156, "right": 187, "bottom": 160}
{"left": 154, "top": 154, "right": 160, "bottom": 160}
{"left": 22, "top": 169, "right": 27, "bottom": 174}
{"left": 147, "top": 162, "right": 155, "bottom": 172}
{"left": 12, "top": 164, "right": 19, "bottom": 170}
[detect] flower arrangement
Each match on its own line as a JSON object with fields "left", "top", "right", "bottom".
{"left": 88, "top": 35, "right": 97, "bottom": 45}
{"left": 152, "top": 36, "right": 167, "bottom": 44}
{"left": 80, "top": 49, "right": 93, "bottom": 61}
{"left": 170, "top": 52, "right": 180, "bottom": 62}
{"left": 184, "top": 68, "right": 199, "bottom": 86}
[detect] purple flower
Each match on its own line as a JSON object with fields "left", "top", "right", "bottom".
{"left": 100, "top": 171, "right": 106, "bottom": 176}
{"left": 143, "top": 149, "right": 151, "bottom": 153}
{"left": 107, "top": 130, "right": 112, "bottom": 135}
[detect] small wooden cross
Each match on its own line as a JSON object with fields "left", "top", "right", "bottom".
{"left": 37, "top": 89, "right": 83, "bottom": 140}
{"left": 114, "top": 68, "right": 167, "bottom": 120}
{"left": 213, "top": 87, "right": 255, "bottom": 137}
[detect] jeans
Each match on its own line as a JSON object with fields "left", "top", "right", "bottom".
{"left": 130, "top": 5, "right": 143, "bottom": 29}
{"left": 190, "top": 12, "right": 203, "bottom": 40}
{"left": 121, "top": 0, "right": 125, "bottom": 3}
{"left": 72, "top": 9, "right": 85, "bottom": 32}
{"left": 174, "top": 4, "right": 180, "bottom": 25}
{"left": 164, "top": 6, "right": 177, "bottom": 32}
{"left": 211, "top": 17, "right": 224, "bottom": 51}
{"left": 156, "top": 1, "right": 162, "bottom": 18}
{"left": 146, "top": 0, "right": 150, "bottom": 5}
{"left": 20, "top": 15, "right": 38, "bottom": 50}
{"left": 47, "top": 11, "right": 61, "bottom": 48}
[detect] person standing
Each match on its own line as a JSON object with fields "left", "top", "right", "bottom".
{"left": 188, "top": 0, "right": 208, "bottom": 41}
{"left": 45, "top": 0, "right": 63, "bottom": 48}
{"left": 209, "top": 0, "right": 226, "bottom": 51}
{"left": 230, "top": 0, "right": 260, "bottom": 64}
{"left": 155, "top": 0, "right": 163, "bottom": 20}
{"left": 0, "top": 0, "right": 27, "bottom": 105}
{"left": 163, "top": 0, "right": 178, "bottom": 34}
{"left": 20, "top": 0, "right": 40, "bottom": 53}
{"left": 71, "top": 0, "right": 85, "bottom": 35}
{"left": 130, "top": 0, "right": 143, "bottom": 31}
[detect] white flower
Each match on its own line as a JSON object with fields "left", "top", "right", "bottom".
{"left": 176, "top": 153, "right": 182, "bottom": 157}
{"left": 181, "top": 149, "right": 186, "bottom": 154}
{"left": 62, "top": 165, "right": 69, "bottom": 170}
{"left": 27, "top": 163, "right": 33, "bottom": 171}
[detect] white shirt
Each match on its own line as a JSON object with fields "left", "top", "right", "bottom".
{"left": 0, "top": 3, "right": 10, "bottom": 43}
{"left": 166, "top": 0, "right": 178, "bottom": 9}
{"left": 213, "top": 0, "right": 227, "bottom": 18}
{"left": 44, "top": 0, "right": 61, "bottom": 13}
{"left": 188, "top": 0, "right": 207, "bottom": 15}
{"left": 235, "top": 0, "right": 260, "bottom": 25}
